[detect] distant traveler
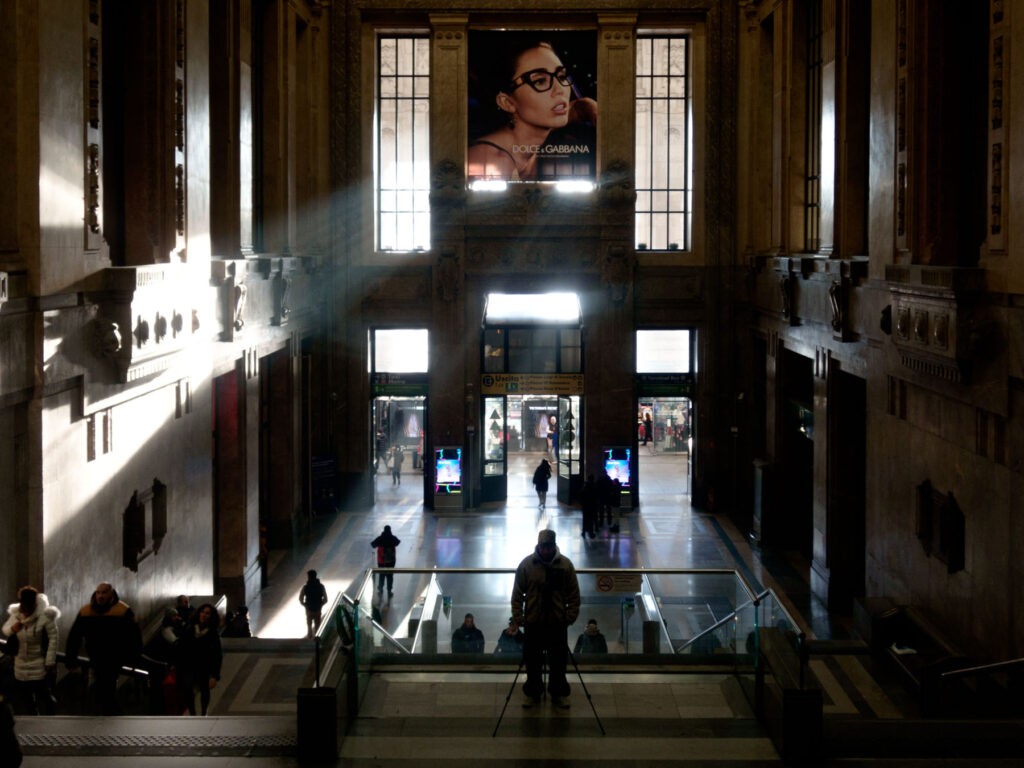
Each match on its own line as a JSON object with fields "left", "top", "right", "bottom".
{"left": 580, "top": 474, "right": 599, "bottom": 538}
{"left": 371, "top": 525, "right": 401, "bottom": 598}
{"left": 299, "top": 570, "right": 329, "bottom": 638}
{"left": 391, "top": 445, "right": 404, "bottom": 486}
{"left": 532, "top": 459, "right": 552, "bottom": 509}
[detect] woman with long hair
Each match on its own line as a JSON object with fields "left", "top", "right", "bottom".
{"left": 173, "top": 603, "right": 222, "bottom": 716}
{"left": 469, "top": 37, "right": 596, "bottom": 181}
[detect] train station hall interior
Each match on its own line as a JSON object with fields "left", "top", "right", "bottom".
{"left": 2, "top": 0, "right": 1023, "bottom": 763}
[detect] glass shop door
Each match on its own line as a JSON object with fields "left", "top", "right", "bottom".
{"left": 481, "top": 395, "right": 507, "bottom": 502}
{"left": 556, "top": 395, "right": 582, "bottom": 504}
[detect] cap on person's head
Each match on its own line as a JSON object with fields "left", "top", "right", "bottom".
{"left": 308, "top": 569, "right": 317, "bottom": 578}
{"left": 384, "top": 525, "right": 391, "bottom": 532}
{"left": 465, "top": 612, "right": 474, "bottom": 619}
{"left": 587, "top": 619, "right": 597, "bottom": 626}
{"left": 538, "top": 529, "right": 556, "bottom": 545}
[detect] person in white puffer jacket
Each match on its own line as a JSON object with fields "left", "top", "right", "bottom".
{"left": 2, "top": 586, "right": 60, "bottom": 715}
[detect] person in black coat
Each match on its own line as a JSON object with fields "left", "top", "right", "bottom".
{"left": 532, "top": 459, "right": 552, "bottom": 509}
{"left": 493, "top": 617, "right": 524, "bottom": 657}
{"left": 371, "top": 525, "right": 402, "bottom": 598}
{"left": 64, "top": 583, "right": 142, "bottom": 715}
{"left": 451, "top": 613, "right": 485, "bottom": 653}
{"left": 573, "top": 619, "right": 609, "bottom": 655}
{"left": 174, "top": 603, "right": 222, "bottom": 716}
{"left": 580, "top": 474, "right": 600, "bottom": 538}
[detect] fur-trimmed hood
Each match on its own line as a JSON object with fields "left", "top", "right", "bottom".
{"left": 7, "top": 593, "right": 61, "bottom": 624}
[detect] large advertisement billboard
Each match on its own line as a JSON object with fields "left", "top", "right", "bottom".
{"left": 468, "top": 31, "right": 597, "bottom": 183}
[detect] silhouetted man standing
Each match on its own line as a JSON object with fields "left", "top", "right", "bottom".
{"left": 511, "top": 529, "right": 580, "bottom": 709}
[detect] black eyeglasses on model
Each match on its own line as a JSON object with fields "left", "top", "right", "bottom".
{"left": 508, "top": 66, "right": 573, "bottom": 93}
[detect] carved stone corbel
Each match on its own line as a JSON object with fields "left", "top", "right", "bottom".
{"left": 602, "top": 247, "right": 634, "bottom": 305}
{"left": 598, "top": 159, "right": 635, "bottom": 208}
{"left": 779, "top": 274, "right": 793, "bottom": 320}
{"left": 233, "top": 283, "right": 247, "bottom": 332}
{"left": 430, "top": 160, "right": 466, "bottom": 208}
{"left": 273, "top": 272, "right": 291, "bottom": 325}
{"left": 436, "top": 252, "right": 459, "bottom": 303}
{"left": 92, "top": 319, "right": 122, "bottom": 358}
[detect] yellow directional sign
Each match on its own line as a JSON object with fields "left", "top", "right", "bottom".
{"left": 480, "top": 373, "right": 584, "bottom": 395}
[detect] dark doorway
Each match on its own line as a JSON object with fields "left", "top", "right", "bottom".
{"left": 779, "top": 350, "right": 813, "bottom": 560}
{"left": 828, "top": 369, "right": 866, "bottom": 611}
{"left": 212, "top": 363, "right": 249, "bottom": 606}
{"left": 260, "top": 348, "right": 295, "bottom": 548}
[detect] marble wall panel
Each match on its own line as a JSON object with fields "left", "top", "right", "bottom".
{"left": 41, "top": 383, "right": 214, "bottom": 639}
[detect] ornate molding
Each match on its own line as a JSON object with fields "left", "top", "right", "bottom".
{"left": 598, "top": 159, "right": 636, "bottom": 208}
{"left": 779, "top": 274, "right": 793, "bottom": 321}
{"left": 436, "top": 252, "right": 459, "bottom": 303}
{"left": 430, "top": 159, "right": 466, "bottom": 208}
{"left": 87, "top": 265, "right": 194, "bottom": 383}
{"left": 233, "top": 283, "right": 247, "bottom": 332}
{"left": 886, "top": 266, "right": 989, "bottom": 385}
{"left": 601, "top": 247, "right": 634, "bottom": 305}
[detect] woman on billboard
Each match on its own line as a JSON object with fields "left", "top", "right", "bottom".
{"left": 468, "top": 36, "right": 597, "bottom": 182}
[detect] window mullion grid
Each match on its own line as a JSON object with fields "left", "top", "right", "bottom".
{"left": 683, "top": 37, "right": 690, "bottom": 251}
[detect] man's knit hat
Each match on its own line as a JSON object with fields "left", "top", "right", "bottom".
{"left": 537, "top": 529, "right": 556, "bottom": 545}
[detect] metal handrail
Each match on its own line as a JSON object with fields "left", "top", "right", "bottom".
{"left": 341, "top": 593, "right": 410, "bottom": 655}
{"left": 0, "top": 636, "right": 151, "bottom": 679}
{"left": 940, "top": 656, "right": 1024, "bottom": 680}
{"left": 352, "top": 567, "right": 759, "bottom": 602}
{"left": 673, "top": 590, "right": 776, "bottom": 655}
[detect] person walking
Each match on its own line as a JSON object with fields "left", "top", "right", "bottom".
{"left": 597, "top": 469, "right": 618, "bottom": 529}
{"left": 511, "top": 529, "right": 580, "bottom": 709}
{"left": 391, "top": 445, "right": 404, "bottom": 486}
{"left": 580, "top": 474, "right": 599, "bottom": 538}
{"left": 299, "top": 570, "right": 329, "bottom": 638}
{"left": 643, "top": 412, "right": 655, "bottom": 454}
{"left": 371, "top": 525, "right": 401, "bottom": 598}
{"left": 532, "top": 458, "right": 552, "bottom": 509}
{"left": 2, "top": 586, "right": 60, "bottom": 715}
{"left": 64, "top": 582, "right": 142, "bottom": 715}
{"left": 173, "top": 603, "right": 222, "bottom": 716}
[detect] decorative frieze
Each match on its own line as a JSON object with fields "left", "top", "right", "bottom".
{"left": 988, "top": 2, "right": 1008, "bottom": 254}
{"left": 88, "top": 38, "right": 99, "bottom": 128}
{"left": 886, "top": 266, "right": 987, "bottom": 385}
{"left": 87, "top": 144, "right": 100, "bottom": 234}
{"left": 991, "top": 143, "right": 1001, "bottom": 235}
{"left": 84, "top": 5, "right": 102, "bottom": 250}
{"left": 89, "top": 265, "right": 194, "bottom": 383}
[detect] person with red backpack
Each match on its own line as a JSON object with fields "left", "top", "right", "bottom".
{"left": 371, "top": 525, "right": 401, "bottom": 599}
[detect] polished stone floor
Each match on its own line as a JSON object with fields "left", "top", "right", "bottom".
{"left": 15, "top": 450, "right": 894, "bottom": 766}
